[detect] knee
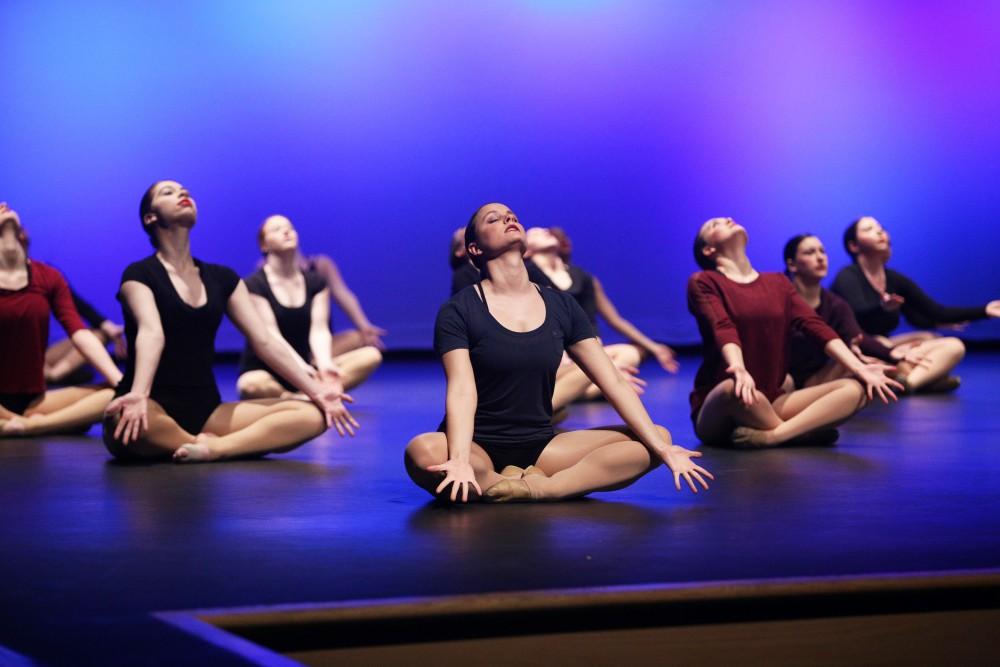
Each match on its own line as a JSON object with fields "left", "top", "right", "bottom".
{"left": 238, "top": 374, "right": 282, "bottom": 400}
{"left": 405, "top": 433, "right": 442, "bottom": 465}
{"left": 942, "top": 337, "right": 966, "bottom": 361}
{"left": 614, "top": 345, "right": 643, "bottom": 368}
{"left": 359, "top": 346, "right": 383, "bottom": 369}
{"left": 653, "top": 424, "right": 672, "bottom": 444}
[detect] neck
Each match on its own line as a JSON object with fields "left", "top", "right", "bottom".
{"left": 714, "top": 246, "right": 755, "bottom": 279}
{"left": 265, "top": 249, "right": 300, "bottom": 277}
{"left": 0, "top": 243, "right": 25, "bottom": 270}
{"left": 155, "top": 227, "right": 193, "bottom": 269}
{"left": 484, "top": 251, "right": 532, "bottom": 293}
{"left": 856, "top": 252, "right": 885, "bottom": 278}
{"left": 792, "top": 274, "right": 822, "bottom": 304}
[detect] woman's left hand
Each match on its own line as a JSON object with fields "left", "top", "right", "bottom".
{"left": 854, "top": 363, "right": 904, "bottom": 404}
{"left": 660, "top": 445, "right": 713, "bottom": 493}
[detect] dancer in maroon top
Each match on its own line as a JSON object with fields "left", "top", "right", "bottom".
{"left": 688, "top": 218, "right": 901, "bottom": 447}
{"left": 784, "top": 234, "right": 933, "bottom": 389}
{"left": 0, "top": 203, "right": 123, "bottom": 436}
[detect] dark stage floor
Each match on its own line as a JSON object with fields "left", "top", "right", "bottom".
{"left": 2, "top": 353, "right": 999, "bottom": 665}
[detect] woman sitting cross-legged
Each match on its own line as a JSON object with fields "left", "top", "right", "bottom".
{"left": 405, "top": 203, "right": 712, "bottom": 503}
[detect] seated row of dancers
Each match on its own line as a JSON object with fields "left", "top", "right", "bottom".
{"left": 2, "top": 191, "right": 998, "bottom": 503}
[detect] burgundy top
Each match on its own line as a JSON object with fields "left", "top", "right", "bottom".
{"left": 687, "top": 271, "right": 839, "bottom": 418}
{"left": 0, "top": 260, "right": 87, "bottom": 394}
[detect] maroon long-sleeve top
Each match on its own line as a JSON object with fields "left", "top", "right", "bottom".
{"left": 687, "top": 271, "right": 839, "bottom": 419}
{"left": 0, "top": 261, "right": 86, "bottom": 394}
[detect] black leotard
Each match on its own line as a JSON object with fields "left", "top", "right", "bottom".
{"left": 434, "top": 282, "right": 595, "bottom": 469}
{"left": 108, "top": 255, "right": 240, "bottom": 436}
{"left": 831, "top": 264, "right": 988, "bottom": 337}
{"left": 238, "top": 268, "right": 327, "bottom": 391}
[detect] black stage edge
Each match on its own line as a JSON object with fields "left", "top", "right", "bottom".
{"left": 160, "top": 569, "right": 1000, "bottom": 666}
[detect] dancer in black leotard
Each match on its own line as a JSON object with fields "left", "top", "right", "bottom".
{"left": 237, "top": 215, "right": 381, "bottom": 399}
{"left": 103, "top": 181, "right": 357, "bottom": 462}
{"left": 1, "top": 203, "right": 122, "bottom": 437}
{"left": 406, "top": 203, "right": 712, "bottom": 503}
{"left": 832, "top": 216, "right": 1000, "bottom": 391}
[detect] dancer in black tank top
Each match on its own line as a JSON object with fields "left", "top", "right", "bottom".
{"left": 102, "top": 181, "right": 358, "bottom": 463}
{"left": 406, "top": 202, "right": 712, "bottom": 503}
{"left": 237, "top": 216, "right": 382, "bottom": 399}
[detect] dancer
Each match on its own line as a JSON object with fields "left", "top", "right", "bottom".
{"left": 832, "top": 216, "right": 1000, "bottom": 392}
{"left": 103, "top": 182, "right": 356, "bottom": 462}
{"left": 0, "top": 203, "right": 122, "bottom": 436}
{"left": 237, "top": 215, "right": 381, "bottom": 399}
{"left": 784, "top": 233, "right": 930, "bottom": 388}
{"left": 451, "top": 225, "right": 555, "bottom": 295}
{"left": 281, "top": 217, "right": 387, "bottom": 355}
{"left": 689, "top": 217, "right": 901, "bottom": 448}
{"left": 406, "top": 203, "right": 712, "bottom": 503}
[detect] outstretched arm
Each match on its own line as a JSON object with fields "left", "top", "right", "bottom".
{"left": 569, "top": 338, "right": 712, "bottom": 493}
{"left": 246, "top": 292, "right": 315, "bottom": 379}
{"left": 311, "top": 254, "right": 386, "bottom": 348}
{"left": 824, "top": 338, "right": 903, "bottom": 404}
{"left": 70, "top": 330, "right": 122, "bottom": 386}
{"left": 104, "top": 282, "right": 164, "bottom": 444}
{"left": 593, "top": 277, "right": 678, "bottom": 372}
{"left": 228, "top": 281, "right": 358, "bottom": 435}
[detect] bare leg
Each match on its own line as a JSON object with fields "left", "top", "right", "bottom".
{"left": 103, "top": 400, "right": 196, "bottom": 460}
{"left": 900, "top": 337, "right": 965, "bottom": 391}
{"left": 403, "top": 432, "right": 504, "bottom": 499}
{"left": 734, "top": 379, "right": 867, "bottom": 447}
{"left": 581, "top": 344, "right": 643, "bottom": 400}
{"left": 329, "top": 329, "right": 365, "bottom": 357}
{"left": 888, "top": 331, "right": 938, "bottom": 346}
{"left": 237, "top": 370, "right": 286, "bottom": 400}
{"left": 331, "top": 346, "right": 382, "bottom": 391}
{"left": 172, "top": 399, "right": 325, "bottom": 462}
{"left": 552, "top": 363, "right": 594, "bottom": 412}
{"left": 694, "top": 379, "right": 783, "bottom": 446}
{"left": 530, "top": 426, "right": 662, "bottom": 499}
{"left": 44, "top": 337, "right": 86, "bottom": 383}
{"left": 1, "top": 387, "right": 114, "bottom": 436}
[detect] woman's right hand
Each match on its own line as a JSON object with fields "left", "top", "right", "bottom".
{"left": 426, "top": 459, "right": 482, "bottom": 503}
{"left": 726, "top": 365, "right": 757, "bottom": 406}
{"left": 105, "top": 392, "right": 149, "bottom": 445}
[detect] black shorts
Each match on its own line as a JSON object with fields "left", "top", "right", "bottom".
{"left": 477, "top": 437, "right": 554, "bottom": 472}
{"left": 0, "top": 392, "right": 43, "bottom": 416}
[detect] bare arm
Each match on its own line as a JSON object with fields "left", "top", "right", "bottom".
{"left": 568, "top": 338, "right": 712, "bottom": 492}
{"left": 104, "top": 281, "right": 165, "bottom": 444}
{"left": 427, "top": 349, "right": 482, "bottom": 502}
{"left": 312, "top": 255, "right": 386, "bottom": 347}
{"left": 247, "top": 293, "right": 315, "bottom": 379}
{"left": 69, "top": 329, "right": 122, "bottom": 386}
{"left": 593, "top": 277, "right": 677, "bottom": 372}
{"left": 228, "top": 281, "right": 358, "bottom": 435}
{"left": 721, "top": 342, "right": 757, "bottom": 407}
{"left": 308, "top": 288, "right": 341, "bottom": 377}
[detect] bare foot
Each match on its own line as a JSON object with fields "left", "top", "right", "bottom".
{"left": 730, "top": 426, "right": 775, "bottom": 448}
{"left": 172, "top": 443, "right": 217, "bottom": 463}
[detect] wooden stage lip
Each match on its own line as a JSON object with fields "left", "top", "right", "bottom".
{"left": 156, "top": 568, "right": 1000, "bottom": 665}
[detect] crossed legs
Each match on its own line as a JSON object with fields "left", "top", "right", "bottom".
{"left": 104, "top": 398, "right": 325, "bottom": 462}
{"left": 238, "top": 345, "right": 382, "bottom": 399}
{"left": 404, "top": 425, "right": 662, "bottom": 502}
{"left": 695, "top": 378, "right": 867, "bottom": 447}
{"left": 1, "top": 386, "right": 114, "bottom": 437}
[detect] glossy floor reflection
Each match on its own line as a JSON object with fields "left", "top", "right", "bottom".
{"left": 1, "top": 352, "right": 998, "bottom": 665}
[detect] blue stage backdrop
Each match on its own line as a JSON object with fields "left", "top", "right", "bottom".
{"left": 3, "top": 1, "right": 999, "bottom": 349}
